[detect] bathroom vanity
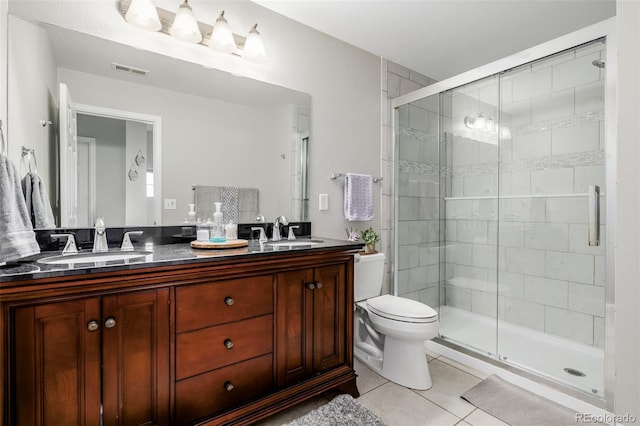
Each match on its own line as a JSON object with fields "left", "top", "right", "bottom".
{"left": 0, "top": 239, "right": 361, "bottom": 425}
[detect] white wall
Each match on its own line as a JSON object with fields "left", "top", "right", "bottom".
{"left": 7, "top": 15, "right": 57, "bottom": 199}
{"left": 0, "top": 1, "right": 8, "bottom": 154}
{"left": 7, "top": 0, "right": 382, "bottom": 239}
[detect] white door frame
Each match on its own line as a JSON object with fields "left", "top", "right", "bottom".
{"left": 74, "top": 104, "right": 162, "bottom": 226}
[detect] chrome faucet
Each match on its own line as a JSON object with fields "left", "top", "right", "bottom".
{"left": 121, "top": 231, "right": 144, "bottom": 251}
{"left": 251, "top": 226, "right": 268, "bottom": 243}
{"left": 92, "top": 217, "right": 108, "bottom": 252}
{"left": 272, "top": 216, "right": 288, "bottom": 241}
{"left": 287, "top": 225, "right": 299, "bottom": 240}
{"left": 51, "top": 233, "right": 78, "bottom": 254}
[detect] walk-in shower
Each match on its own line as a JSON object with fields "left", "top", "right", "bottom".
{"left": 392, "top": 20, "right": 615, "bottom": 406}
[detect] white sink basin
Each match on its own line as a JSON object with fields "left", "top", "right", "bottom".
{"left": 38, "top": 251, "right": 153, "bottom": 265}
{"left": 267, "top": 239, "right": 323, "bottom": 247}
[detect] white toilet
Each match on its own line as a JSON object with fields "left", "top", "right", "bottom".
{"left": 354, "top": 252, "right": 438, "bottom": 390}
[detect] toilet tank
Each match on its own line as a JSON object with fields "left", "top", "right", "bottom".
{"left": 354, "top": 253, "right": 386, "bottom": 302}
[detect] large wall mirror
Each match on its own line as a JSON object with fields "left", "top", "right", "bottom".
{"left": 7, "top": 14, "right": 311, "bottom": 229}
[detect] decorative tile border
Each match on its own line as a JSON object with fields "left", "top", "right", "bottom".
{"left": 511, "top": 110, "right": 604, "bottom": 137}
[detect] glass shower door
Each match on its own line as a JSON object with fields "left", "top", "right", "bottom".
{"left": 438, "top": 76, "right": 500, "bottom": 356}
{"left": 496, "top": 40, "right": 606, "bottom": 395}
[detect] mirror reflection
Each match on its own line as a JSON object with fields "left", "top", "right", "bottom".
{"left": 7, "top": 14, "right": 311, "bottom": 229}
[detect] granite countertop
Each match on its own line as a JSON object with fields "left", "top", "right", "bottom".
{"left": 0, "top": 237, "right": 363, "bottom": 283}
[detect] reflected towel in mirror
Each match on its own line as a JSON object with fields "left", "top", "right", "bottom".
{"left": 22, "top": 172, "right": 56, "bottom": 229}
{"left": 194, "top": 185, "right": 259, "bottom": 223}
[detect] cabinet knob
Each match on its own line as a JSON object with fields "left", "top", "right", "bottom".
{"left": 87, "top": 320, "right": 99, "bottom": 332}
{"left": 223, "top": 339, "right": 234, "bottom": 349}
{"left": 316, "top": 282, "right": 323, "bottom": 289}
{"left": 224, "top": 381, "right": 234, "bottom": 392}
{"left": 305, "top": 282, "right": 316, "bottom": 290}
{"left": 224, "top": 296, "right": 235, "bottom": 306}
{"left": 104, "top": 317, "right": 116, "bottom": 329}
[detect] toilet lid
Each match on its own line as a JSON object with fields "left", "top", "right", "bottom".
{"left": 366, "top": 294, "right": 437, "bottom": 323}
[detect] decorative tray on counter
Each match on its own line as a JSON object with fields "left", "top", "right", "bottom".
{"left": 190, "top": 239, "right": 249, "bottom": 249}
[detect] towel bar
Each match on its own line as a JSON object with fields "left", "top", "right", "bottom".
{"left": 330, "top": 172, "right": 383, "bottom": 183}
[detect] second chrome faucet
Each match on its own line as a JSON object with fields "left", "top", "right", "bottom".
{"left": 92, "top": 217, "right": 108, "bottom": 252}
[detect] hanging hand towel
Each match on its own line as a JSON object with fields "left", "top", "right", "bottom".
{"left": 30, "top": 173, "right": 56, "bottom": 229}
{"left": 0, "top": 155, "right": 40, "bottom": 262}
{"left": 344, "top": 173, "right": 374, "bottom": 221}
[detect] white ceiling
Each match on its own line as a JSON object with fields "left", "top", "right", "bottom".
{"left": 253, "top": 0, "right": 615, "bottom": 81}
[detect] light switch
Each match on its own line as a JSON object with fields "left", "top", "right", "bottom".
{"left": 164, "top": 199, "right": 177, "bottom": 210}
{"left": 319, "top": 194, "right": 329, "bottom": 211}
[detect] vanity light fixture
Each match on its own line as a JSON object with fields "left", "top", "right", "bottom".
{"left": 125, "top": 0, "right": 161, "bottom": 31}
{"left": 242, "top": 24, "right": 268, "bottom": 63}
{"left": 170, "top": 0, "right": 202, "bottom": 43}
{"left": 209, "top": 11, "right": 237, "bottom": 54}
{"left": 119, "top": 0, "right": 268, "bottom": 62}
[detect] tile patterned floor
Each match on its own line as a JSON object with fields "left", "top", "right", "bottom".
{"left": 257, "top": 353, "right": 510, "bottom": 426}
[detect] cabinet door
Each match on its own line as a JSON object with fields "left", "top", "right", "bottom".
{"left": 312, "top": 263, "right": 347, "bottom": 372}
{"left": 102, "top": 289, "right": 170, "bottom": 426}
{"left": 276, "top": 268, "right": 314, "bottom": 387}
{"left": 13, "top": 298, "right": 102, "bottom": 426}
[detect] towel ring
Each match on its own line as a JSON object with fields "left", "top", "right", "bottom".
{"left": 21, "top": 147, "right": 38, "bottom": 175}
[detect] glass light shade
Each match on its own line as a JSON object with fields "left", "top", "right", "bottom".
{"left": 242, "top": 24, "right": 268, "bottom": 63}
{"left": 485, "top": 117, "right": 495, "bottom": 131}
{"left": 209, "top": 11, "right": 237, "bottom": 53}
{"left": 463, "top": 116, "right": 475, "bottom": 129}
{"left": 500, "top": 126, "right": 512, "bottom": 139}
{"left": 170, "top": 0, "right": 202, "bottom": 44}
{"left": 473, "top": 113, "right": 486, "bottom": 129}
{"left": 125, "top": 0, "right": 161, "bottom": 32}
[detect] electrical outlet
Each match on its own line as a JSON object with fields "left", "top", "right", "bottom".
{"left": 319, "top": 194, "right": 329, "bottom": 211}
{"left": 164, "top": 199, "right": 177, "bottom": 210}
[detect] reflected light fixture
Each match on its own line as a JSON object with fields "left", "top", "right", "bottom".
{"left": 242, "top": 24, "right": 268, "bottom": 63}
{"left": 209, "top": 11, "right": 237, "bottom": 53}
{"left": 464, "top": 113, "right": 511, "bottom": 139}
{"left": 170, "top": 0, "right": 202, "bottom": 43}
{"left": 125, "top": 0, "right": 161, "bottom": 31}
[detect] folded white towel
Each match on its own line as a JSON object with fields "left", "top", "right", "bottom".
{"left": 0, "top": 155, "right": 40, "bottom": 262}
{"left": 344, "top": 173, "right": 374, "bottom": 221}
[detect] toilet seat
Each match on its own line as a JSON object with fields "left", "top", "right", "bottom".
{"left": 366, "top": 294, "right": 437, "bottom": 323}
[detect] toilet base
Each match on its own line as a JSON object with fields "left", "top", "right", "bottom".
{"left": 355, "top": 337, "right": 432, "bottom": 390}
{"left": 382, "top": 336, "right": 432, "bottom": 390}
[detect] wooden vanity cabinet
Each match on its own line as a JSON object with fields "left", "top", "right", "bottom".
{"left": 11, "top": 289, "right": 170, "bottom": 426}
{"left": 276, "top": 263, "right": 347, "bottom": 387}
{"left": 3, "top": 247, "right": 359, "bottom": 426}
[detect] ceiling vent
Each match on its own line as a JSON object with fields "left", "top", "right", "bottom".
{"left": 111, "top": 62, "right": 149, "bottom": 77}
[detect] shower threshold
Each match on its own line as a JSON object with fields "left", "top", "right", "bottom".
{"left": 437, "top": 306, "right": 604, "bottom": 397}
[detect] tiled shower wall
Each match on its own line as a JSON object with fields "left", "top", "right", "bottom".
{"left": 444, "top": 42, "right": 606, "bottom": 347}
{"left": 380, "top": 60, "right": 435, "bottom": 295}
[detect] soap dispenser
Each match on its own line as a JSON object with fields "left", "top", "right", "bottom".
{"left": 210, "top": 202, "right": 226, "bottom": 243}
{"left": 186, "top": 203, "right": 196, "bottom": 223}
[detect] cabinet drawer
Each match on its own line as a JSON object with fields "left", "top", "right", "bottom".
{"left": 175, "top": 353, "right": 273, "bottom": 425}
{"left": 176, "top": 314, "right": 273, "bottom": 380}
{"left": 176, "top": 275, "right": 273, "bottom": 332}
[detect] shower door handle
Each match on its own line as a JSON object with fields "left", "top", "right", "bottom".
{"left": 588, "top": 185, "right": 600, "bottom": 246}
